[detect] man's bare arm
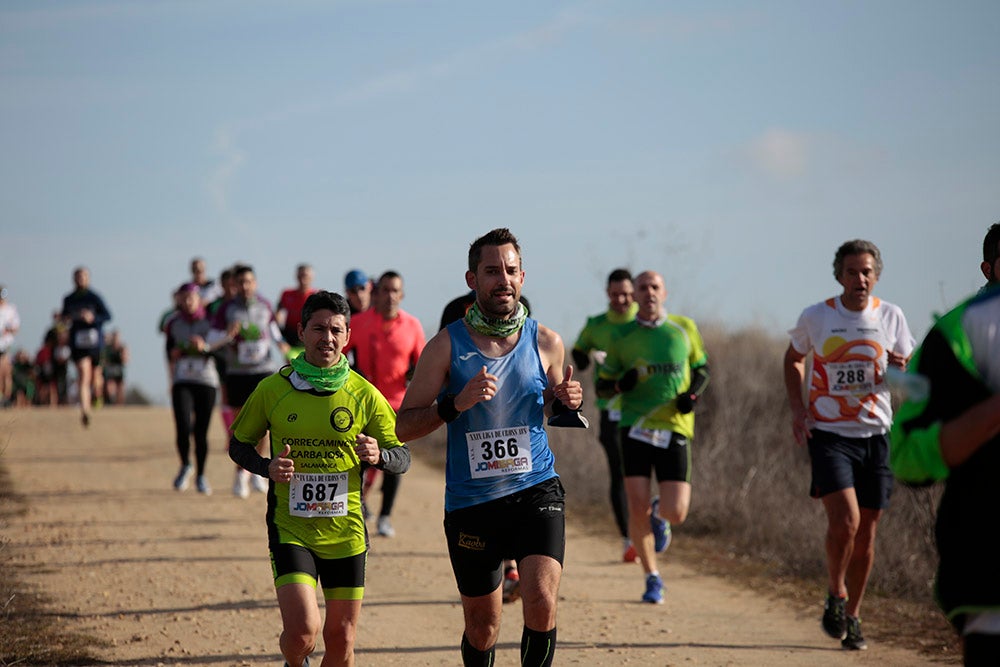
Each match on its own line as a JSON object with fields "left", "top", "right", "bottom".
{"left": 538, "top": 325, "right": 582, "bottom": 413}
{"left": 395, "top": 331, "right": 452, "bottom": 442}
{"left": 396, "top": 329, "right": 500, "bottom": 441}
{"left": 783, "top": 344, "right": 811, "bottom": 446}
{"left": 940, "top": 394, "right": 1000, "bottom": 468}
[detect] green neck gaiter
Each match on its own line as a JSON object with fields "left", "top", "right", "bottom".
{"left": 464, "top": 300, "right": 528, "bottom": 338}
{"left": 607, "top": 301, "right": 639, "bottom": 324}
{"left": 289, "top": 352, "right": 350, "bottom": 392}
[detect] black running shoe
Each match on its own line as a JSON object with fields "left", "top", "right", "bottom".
{"left": 842, "top": 616, "right": 868, "bottom": 650}
{"left": 822, "top": 593, "right": 847, "bottom": 639}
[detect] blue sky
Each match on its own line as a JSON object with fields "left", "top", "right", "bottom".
{"left": 2, "top": 1, "right": 997, "bottom": 405}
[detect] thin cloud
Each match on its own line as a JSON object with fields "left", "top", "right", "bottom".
{"left": 328, "top": 6, "right": 754, "bottom": 105}
{"left": 745, "top": 128, "right": 811, "bottom": 179}
{"left": 204, "top": 7, "right": 587, "bottom": 207}
{"left": 337, "top": 9, "right": 585, "bottom": 105}
{"left": 606, "top": 9, "right": 753, "bottom": 39}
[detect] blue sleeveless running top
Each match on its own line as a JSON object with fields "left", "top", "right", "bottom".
{"left": 443, "top": 318, "right": 558, "bottom": 511}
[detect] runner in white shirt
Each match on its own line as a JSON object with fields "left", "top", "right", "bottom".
{"left": 783, "top": 239, "right": 915, "bottom": 651}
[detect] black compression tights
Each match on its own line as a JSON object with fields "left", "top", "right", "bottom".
{"left": 379, "top": 470, "right": 401, "bottom": 517}
{"left": 172, "top": 383, "right": 217, "bottom": 476}
{"left": 599, "top": 410, "right": 629, "bottom": 538}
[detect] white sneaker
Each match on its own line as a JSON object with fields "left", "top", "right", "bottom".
{"left": 196, "top": 475, "right": 212, "bottom": 496}
{"left": 233, "top": 469, "right": 250, "bottom": 498}
{"left": 251, "top": 473, "right": 269, "bottom": 493}
{"left": 376, "top": 516, "right": 395, "bottom": 537}
{"left": 173, "top": 464, "right": 193, "bottom": 491}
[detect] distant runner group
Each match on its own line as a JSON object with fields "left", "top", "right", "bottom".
{"left": 0, "top": 266, "right": 129, "bottom": 418}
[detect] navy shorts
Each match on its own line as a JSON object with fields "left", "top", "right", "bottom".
{"left": 443, "top": 477, "right": 565, "bottom": 598}
{"left": 807, "top": 429, "right": 893, "bottom": 509}
{"left": 620, "top": 428, "right": 692, "bottom": 483}
{"left": 70, "top": 346, "right": 101, "bottom": 365}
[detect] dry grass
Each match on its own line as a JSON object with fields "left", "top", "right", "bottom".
{"left": 0, "top": 462, "right": 102, "bottom": 666}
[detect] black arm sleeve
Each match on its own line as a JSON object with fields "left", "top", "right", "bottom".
{"left": 93, "top": 293, "right": 112, "bottom": 327}
{"left": 687, "top": 365, "right": 710, "bottom": 397}
{"left": 377, "top": 444, "right": 411, "bottom": 474}
{"left": 228, "top": 435, "right": 271, "bottom": 478}
{"left": 571, "top": 348, "right": 590, "bottom": 371}
{"left": 595, "top": 378, "right": 618, "bottom": 399}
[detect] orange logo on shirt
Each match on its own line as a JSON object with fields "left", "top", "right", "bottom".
{"left": 810, "top": 338, "right": 885, "bottom": 423}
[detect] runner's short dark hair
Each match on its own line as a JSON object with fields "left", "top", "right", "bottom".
{"left": 983, "top": 223, "right": 1000, "bottom": 264}
{"left": 607, "top": 268, "right": 632, "bottom": 285}
{"left": 469, "top": 228, "right": 521, "bottom": 272}
{"left": 301, "top": 290, "right": 351, "bottom": 328}
{"left": 377, "top": 270, "right": 403, "bottom": 288}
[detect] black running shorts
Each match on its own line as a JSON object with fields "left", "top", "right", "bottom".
{"left": 443, "top": 477, "right": 565, "bottom": 598}
{"left": 620, "top": 428, "right": 692, "bottom": 483}
{"left": 807, "top": 429, "right": 893, "bottom": 509}
{"left": 270, "top": 542, "right": 366, "bottom": 601}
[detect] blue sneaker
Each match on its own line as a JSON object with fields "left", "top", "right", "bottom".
{"left": 650, "top": 498, "right": 671, "bottom": 553}
{"left": 642, "top": 573, "right": 664, "bottom": 604}
{"left": 652, "top": 517, "right": 671, "bottom": 553}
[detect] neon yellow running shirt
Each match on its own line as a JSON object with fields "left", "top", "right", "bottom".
{"left": 232, "top": 366, "right": 404, "bottom": 559}
{"left": 600, "top": 314, "right": 707, "bottom": 438}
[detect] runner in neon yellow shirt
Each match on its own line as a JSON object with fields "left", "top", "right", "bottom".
{"left": 572, "top": 268, "right": 638, "bottom": 561}
{"left": 230, "top": 290, "right": 409, "bottom": 667}
{"left": 598, "top": 270, "right": 709, "bottom": 604}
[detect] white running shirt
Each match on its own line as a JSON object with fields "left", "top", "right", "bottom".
{"left": 789, "top": 296, "right": 915, "bottom": 438}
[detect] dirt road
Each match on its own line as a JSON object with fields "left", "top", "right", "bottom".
{"left": 2, "top": 407, "right": 946, "bottom": 666}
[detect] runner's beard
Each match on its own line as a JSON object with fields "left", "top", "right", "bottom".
{"left": 479, "top": 291, "right": 518, "bottom": 319}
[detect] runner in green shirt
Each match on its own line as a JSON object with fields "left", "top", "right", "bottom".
{"left": 572, "top": 268, "right": 638, "bottom": 561}
{"left": 230, "top": 290, "right": 409, "bottom": 667}
{"left": 598, "top": 270, "right": 709, "bottom": 604}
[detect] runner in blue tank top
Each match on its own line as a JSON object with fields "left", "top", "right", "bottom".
{"left": 443, "top": 317, "right": 556, "bottom": 509}
{"left": 396, "top": 228, "right": 584, "bottom": 667}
